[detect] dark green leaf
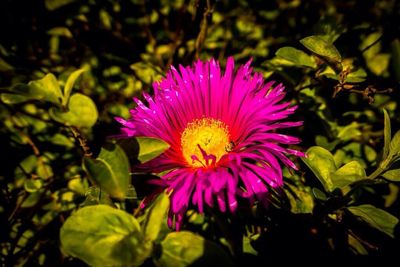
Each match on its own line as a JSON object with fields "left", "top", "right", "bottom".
{"left": 383, "top": 109, "right": 391, "bottom": 160}
{"left": 24, "top": 179, "right": 43, "bottom": 193}
{"left": 275, "top": 47, "right": 317, "bottom": 68}
{"left": 45, "top": 0, "right": 77, "bottom": 11}
{"left": 302, "top": 146, "right": 336, "bottom": 191}
{"left": 136, "top": 136, "right": 170, "bottom": 163}
{"left": 347, "top": 204, "right": 399, "bottom": 238}
{"left": 348, "top": 234, "right": 368, "bottom": 255}
{"left": 0, "top": 56, "right": 14, "bottom": 72}
{"left": 50, "top": 93, "right": 98, "bottom": 128}
{"left": 300, "top": 35, "right": 342, "bottom": 63}
{"left": 382, "top": 169, "right": 400, "bottom": 182}
{"left": 83, "top": 144, "right": 130, "bottom": 199}
{"left": 391, "top": 38, "right": 400, "bottom": 82}
{"left": 312, "top": 187, "right": 328, "bottom": 201}
{"left": 157, "top": 231, "right": 233, "bottom": 267}
{"left": 142, "top": 193, "right": 170, "bottom": 242}
{"left": 60, "top": 205, "right": 152, "bottom": 266}
{"left": 47, "top": 27, "right": 73, "bottom": 38}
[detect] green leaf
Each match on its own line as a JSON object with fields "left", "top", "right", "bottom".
{"left": 275, "top": 47, "right": 317, "bottom": 68}
{"left": 81, "top": 186, "right": 114, "bottom": 206}
{"left": 50, "top": 93, "right": 98, "bottom": 128}
{"left": 0, "top": 56, "right": 14, "bottom": 72}
{"left": 62, "top": 69, "right": 86, "bottom": 107}
{"left": 1, "top": 74, "right": 63, "bottom": 105}
{"left": 312, "top": 187, "right": 328, "bottom": 201}
{"left": 300, "top": 35, "right": 342, "bottom": 63}
{"left": 285, "top": 184, "right": 314, "bottom": 213}
{"left": 391, "top": 39, "right": 400, "bottom": 82}
{"left": 29, "top": 74, "right": 63, "bottom": 104}
{"left": 345, "top": 68, "right": 367, "bottom": 83}
{"left": 302, "top": 146, "right": 336, "bottom": 191}
{"left": 348, "top": 234, "right": 368, "bottom": 255}
{"left": 383, "top": 109, "right": 391, "bottom": 160}
{"left": 382, "top": 169, "right": 400, "bottom": 182}
{"left": 337, "top": 122, "right": 362, "bottom": 142}
{"left": 47, "top": 27, "right": 73, "bottom": 38}
{"left": 24, "top": 179, "right": 43, "bottom": 193}
{"left": 136, "top": 136, "right": 170, "bottom": 163}
{"left": 389, "top": 130, "right": 400, "bottom": 159}
{"left": 142, "top": 193, "right": 170, "bottom": 242}
{"left": 60, "top": 205, "right": 152, "bottom": 266}
{"left": 45, "top": 0, "right": 76, "bottom": 11}
{"left": 331, "top": 161, "right": 366, "bottom": 188}
{"left": 83, "top": 143, "right": 130, "bottom": 199}
{"left": 367, "top": 54, "right": 390, "bottom": 76}
{"left": 243, "top": 234, "right": 258, "bottom": 256}
{"left": 157, "top": 231, "right": 233, "bottom": 267}
{"left": 347, "top": 204, "right": 399, "bottom": 238}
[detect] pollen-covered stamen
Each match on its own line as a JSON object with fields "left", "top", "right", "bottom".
{"left": 181, "top": 118, "right": 230, "bottom": 168}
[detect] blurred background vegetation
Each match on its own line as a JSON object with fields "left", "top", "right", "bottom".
{"left": 0, "top": 0, "right": 399, "bottom": 266}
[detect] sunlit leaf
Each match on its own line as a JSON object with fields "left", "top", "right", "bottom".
{"left": 62, "top": 69, "right": 86, "bottom": 107}
{"left": 382, "top": 169, "right": 400, "bottom": 182}
{"left": 1, "top": 74, "right": 63, "bottom": 105}
{"left": 157, "top": 231, "right": 233, "bottom": 267}
{"left": 60, "top": 205, "right": 152, "bottom": 266}
{"left": 389, "top": 130, "right": 400, "bottom": 160}
{"left": 136, "top": 136, "right": 170, "bottom": 163}
{"left": 243, "top": 234, "right": 258, "bottom": 256}
{"left": 300, "top": 35, "right": 342, "bottom": 63}
{"left": 302, "top": 146, "right": 336, "bottom": 191}
{"left": 275, "top": 47, "right": 317, "bottom": 68}
{"left": 347, "top": 204, "right": 399, "bottom": 238}
{"left": 50, "top": 93, "right": 98, "bottom": 128}
{"left": 142, "top": 193, "right": 170, "bottom": 242}
{"left": 331, "top": 161, "right": 366, "bottom": 188}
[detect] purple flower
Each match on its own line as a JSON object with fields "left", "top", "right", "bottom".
{"left": 117, "top": 57, "right": 304, "bottom": 229}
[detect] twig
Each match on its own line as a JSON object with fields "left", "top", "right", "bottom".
{"left": 69, "top": 126, "right": 92, "bottom": 157}
{"left": 195, "top": 0, "right": 215, "bottom": 59}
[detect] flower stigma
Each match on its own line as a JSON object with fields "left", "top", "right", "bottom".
{"left": 181, "top": 118, "right": 230, "bottom": 167}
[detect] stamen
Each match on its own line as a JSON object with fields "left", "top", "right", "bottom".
{"left": 181, "top": 118, "right": 230, "bottom": 168}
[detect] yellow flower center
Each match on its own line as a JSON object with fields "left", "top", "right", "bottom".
{"left": 181, "top": 118, "right": 231, "bottom": 167}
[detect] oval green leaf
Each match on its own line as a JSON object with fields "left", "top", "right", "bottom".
{"left": 157, "top": 231, "right": 233, "bottom": 267}
{"left": 302, "top": 146, "right": 337, "bottom": 192}
{"left": 83, "top": 143, "right": 130, "bottom": 199}
{"left": 275, "top": 46, "right": 317, "bottom": 68}
{"left": 62, "top": 69, "right": 86, "bottom": 107}
{"left": 331, "top": 161, "right": 366, "bottom": 188}
{"left": 300, "top": 35, "right": 342, "bottom": 63}
{"left": 136, "top": 136, "right": 170, "bottom": 163}
{"left": 142, "top": 192, "right": 170, "bottom": 242}
{"left": 60, "top": 205, "right": 152, "bottom": 266}
{"left": 1, "top": 74, "right": 63, "bottom": 105}
{"left": 382, "top": 169, "right": 400, "bottom": 182}
{"left": 347, "top": 204, "right": 399, "bottom": 238}
{"left": 50, "top": 93, "right": 98, "bottom": 128}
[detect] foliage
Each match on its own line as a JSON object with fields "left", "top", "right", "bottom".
{"left": 0, "top": 0, "right": 399, "bottom": 266}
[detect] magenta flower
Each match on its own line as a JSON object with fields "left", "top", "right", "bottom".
{"left": 117, "top": 57, "right": 304, "bottom": 229}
